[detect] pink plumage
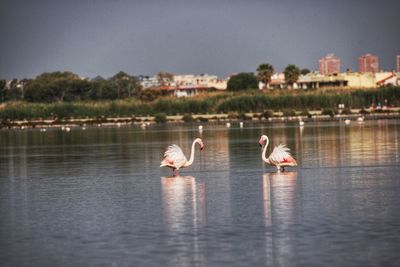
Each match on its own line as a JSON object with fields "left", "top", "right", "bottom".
{"left": 259, "top": 135, "right": 297, "bottom": 171}
{"left": 160, "top": 138, "right": 204, "bottom": 176}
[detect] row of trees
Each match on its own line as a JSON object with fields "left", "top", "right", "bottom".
{"left": 227, "top": 63, "right": 310, "bottom": 91}
{"left": 0, "top": 71, "right": 143, "bottom": 103}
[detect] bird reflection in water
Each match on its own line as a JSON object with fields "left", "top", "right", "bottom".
{"left": 160, "top": 175, "right": 206, "bottom": 266}
{"left": 262, "top": 171, "right": 298, "bottom": 265}
{"left": 262, "top": 171, "right": 297, "bottom": 226}
{"left": 160, "top": 176, "right": 206, "bottom": 231}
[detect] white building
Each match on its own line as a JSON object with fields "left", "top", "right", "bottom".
{"left": 138, "top": 75, "right": 159, "bottom": 89}
{"left": 139, "top": 73, "right": 228, "bottom": 97}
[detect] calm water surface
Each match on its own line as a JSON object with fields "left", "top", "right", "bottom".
{"left": 1, "top": 120, "right": 400, "bottom": 266}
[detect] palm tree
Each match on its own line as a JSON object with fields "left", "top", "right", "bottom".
{"left": 284, "top": 64, "right": 301, "bottom": 88}
{"left": 256, "top": 63, "right": 274, "bottom": 89}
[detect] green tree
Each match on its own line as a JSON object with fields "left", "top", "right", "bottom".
{"left": 24, "top": 71, "right": 82, "bottom": 102}
{"left": 110, "top": 71, "right": 142, "bottom": 98}
{"left": 227, "top": 73, "right": 258, "bottom": 91}
{"left": 0, "top": 80, "right": 7, "bottom": 102}
{"left": 256, "top": 63, "right": 274, "bottom": 89}
{"left": 284, "top": 64, "right": 301, "bottom": 88}
{"left": 301, "top": 68, "right": 311, "bottom": 75}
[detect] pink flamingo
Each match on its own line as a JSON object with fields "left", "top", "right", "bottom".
{"left": 259, "top": 135, "right": 297, "bottom": 172}
{"left": 160, "top": 138, "right": 204, "bottom": 176}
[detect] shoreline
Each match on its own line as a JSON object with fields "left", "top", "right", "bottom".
{"left": 1, "top": 108, "right": 399, "bottom": 130}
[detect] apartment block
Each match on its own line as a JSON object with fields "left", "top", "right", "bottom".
{"left": 359, "top": 53, "right": 379, "bottom": 73}
{"left": 397, "top": 54, "right": 400, "bottom": 73}
{"left": 319, "top": 54, "right": 341, "bottom": 75}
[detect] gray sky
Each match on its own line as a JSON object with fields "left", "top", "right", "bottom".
{"left": 1, "top": 0, "right": 399, "bottom": 79}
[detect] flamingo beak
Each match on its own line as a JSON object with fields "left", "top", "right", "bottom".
{"left": 258, "top": 140, "right": 263, "bottom": 147}
{"left": 200, "top": 145, "right": 204, "bottom": 151}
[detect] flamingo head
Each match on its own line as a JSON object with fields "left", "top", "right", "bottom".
{"left": 258, "top": 135, "right": 268, "bottom": 147}
{"left": 195, "top": 138, "right": 204, "bottom": 151}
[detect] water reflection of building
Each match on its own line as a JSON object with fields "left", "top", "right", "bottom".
{"left": 262, "top": 172, "right": 298, "bottom": 266}
{"left": 297, "top": 121, "right": 399, "bottom": 168}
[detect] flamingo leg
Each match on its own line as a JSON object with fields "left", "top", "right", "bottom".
{"left": 176, "top": 170, "right": 180, "bottom": 176}
{"left": 170, "top": 168, "right": 174, "bottom": 177}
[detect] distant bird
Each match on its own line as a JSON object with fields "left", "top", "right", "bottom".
{"left": 357, "top": 116, "right": 364, "bottom": 123}
{"left": 298, "top": 117, "right": 305, "bottom": 127}
{"left": 140, "top": 123, "right": 146, "bottom": 129}
{"left": 198, "top": 125, "right": 203, "bottom": 132}
{"left": 226, "top": 122, "right": 231, "bottom": 128}
{"left": 259, "top": 135, "right": 297, "bottom": 172}
{"left": 239, "top": 122, "right": 244, "bottom": 128}
{"left": 65, "top": 127, "right": 71, "bottom": 132}
{"left": 160, "top": 138, "right": 204, "bottom": 176}
{"left": 344, "top": 119, "right": 351, "bottom": 125}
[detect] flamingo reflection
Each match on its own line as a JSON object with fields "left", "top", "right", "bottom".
{"left": 262, "top": 171, "right": 298, "bottom": 265}
{"left": 262, "top": 171, "right": 297, "bottom": 227}
{"left": 161, "top": 176, "right": 206, "bottom": 231}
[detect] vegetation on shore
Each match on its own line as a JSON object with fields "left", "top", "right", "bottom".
{"left": 1, "top": 87, "right": 399, "bottom": 121}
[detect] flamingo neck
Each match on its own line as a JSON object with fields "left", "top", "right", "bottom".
{"left": 184, "top": 139, "right": 198, "bottom": 167}
{"left": 262, "top": 136, "right": 270, "bottom": 164}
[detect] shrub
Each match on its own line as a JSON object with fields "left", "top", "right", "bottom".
{"left": 238, "top": 112, "right": 251, "bottom": 120}
{"left": 341, "top": 107, "right": 352, "bottom": 115}
{"left": 154, "top": 113, "right": 167, "bottom": 123}
{"left": 282, "top": 109, "right": 296, "bottom": 117}
{"left": 197, "top": 117, "right": 209, "bottom": 122}
{"left": 322, "top": 108, "right": 338, "bottom": 118}
{"left": 300, "top": 109, "right": 311, "bottom": 118}
{"left": 260, "top": 109, "right": 274, "bottom": 119}
{"left": 182, "top": 113, "right": 194, "bottom": 122}
{"left": 227, "top": 111, "right": 238, "bottom": 119}
{"left": 138, "top": 88, "right": 161, "bottom": 101}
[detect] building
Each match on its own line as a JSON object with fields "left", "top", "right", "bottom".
{"left": 297, "top": 71, "right": 397, "bottom": 89}
{"left": 319, "top": 54, "right": 341, "bottom": 75}
{"left": 138, "top": 75, "right": 159, "bottom": 89}
{"left": 173, "top": 73, "right": 226, "bottom": 90}
{"left": 397, "top": 54, "right": 400, "bottom": 73}
{"left": 359, "top": 53, "right": 379, "bottom": 73}
{"left": 139, "top": 73, "right": 228, "bottom": 97}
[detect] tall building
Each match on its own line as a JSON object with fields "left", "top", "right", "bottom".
{"left": 319, "top": 54, "right": 341, "bottom": 75}
{"left": 397, "top": 54, "right": 400, "bottom": 73}
{"left": 359, "top": 53, "right": 379, "bottom": 73}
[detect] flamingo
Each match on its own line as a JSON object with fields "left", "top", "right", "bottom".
{"left": 160, "top": 138, "right": 204, "bottom": 176}
{"left": 259, "top": 135, "right": 297, "bottom": 172}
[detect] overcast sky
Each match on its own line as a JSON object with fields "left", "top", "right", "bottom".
{"left": 0, "top": 0, "right": 399, "bottom": 79}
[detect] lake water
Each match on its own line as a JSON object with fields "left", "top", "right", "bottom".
{"left": 1, "top": 120, "right": 400, "bottom": 266}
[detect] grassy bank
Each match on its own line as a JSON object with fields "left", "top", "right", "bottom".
{"left": 0, "top": 87, "right": 399, "bottom": 121}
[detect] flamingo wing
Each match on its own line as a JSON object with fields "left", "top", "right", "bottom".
{"left": 160, "top": 144, "right": 187, "bottom": 168}
{"left": 269, "top": 144, "right": 297, "bottom": 166}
